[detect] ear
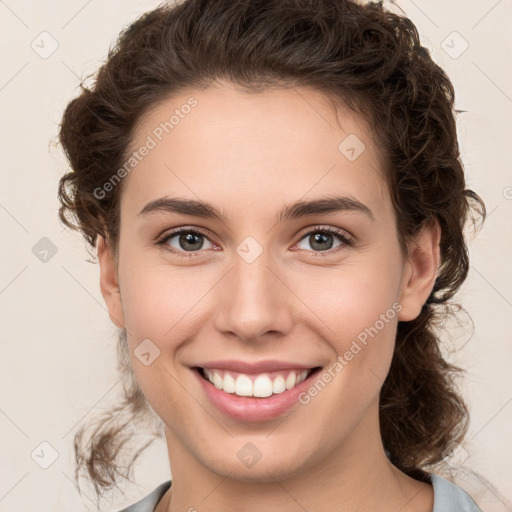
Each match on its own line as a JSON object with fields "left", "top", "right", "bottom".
{"left": 97, "top": 235, "right": 126, "bottom": 329}
{"left": 398, "top": 217, "right": 441, "bottom": 322}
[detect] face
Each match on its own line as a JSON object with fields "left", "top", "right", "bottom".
{"left": 98, "top": 80, "right": 439, "bottom": 483}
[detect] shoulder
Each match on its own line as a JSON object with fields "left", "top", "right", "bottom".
{"left": 111, "top": 475, "right": 483, "bottom": 512}
{"left": 430, "top": 473, "right": 482, "bottom": 512}
{"left": 112, "top": 480, "right": 172, "bottom": 512}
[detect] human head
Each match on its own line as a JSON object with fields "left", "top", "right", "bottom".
{"left": 58, "top": 0, "right": 485, "bottom": 497}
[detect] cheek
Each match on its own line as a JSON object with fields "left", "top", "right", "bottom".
{"left": 118, "top": 258, "right": 210, "bottom": 338}
{"left": 295, "top": 254, "right": 403, "bottom": 390}
{"left": 298, "top": 258, "right": 402, "bottom": 339}
{"left": 117, "top": 258, "right": 217, "bottom": 413}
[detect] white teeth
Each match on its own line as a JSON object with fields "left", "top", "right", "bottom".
{"left": 272, "top": 375, "right": 286, "bottom": 394}
{"left": 253, "top": 375, "right": 273, "bottom": 397}
{"left": 223, "top": 373, "right": 236, "bottom": 393}
{"left": 202, "top": 368, "right": 312, "bottom": 397}
{"left": 285, "top": 372, "right": 296, "bottom": 390}
{"left": 213, "top": 371, "right": 223, "bottom": 389}
{"left": 235, "top": 374, "right": 253, "bottom": 396}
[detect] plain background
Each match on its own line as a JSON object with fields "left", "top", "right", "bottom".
{"left": 0, "top": 0, "right": 511, "bottom": 511}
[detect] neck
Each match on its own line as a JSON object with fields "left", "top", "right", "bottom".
{"left": 159, "top": 405, "right": 433, "bottom": 512}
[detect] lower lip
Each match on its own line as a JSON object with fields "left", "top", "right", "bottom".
{"left": 194, "top": 368, "right": 320, "bottom": 422}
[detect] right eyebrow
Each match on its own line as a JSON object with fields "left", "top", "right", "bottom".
{"left": 137, "top": 197, "right": 227, "bottom": 222}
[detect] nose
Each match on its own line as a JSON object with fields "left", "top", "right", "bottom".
{"left": 212, "top": 248, "right": 294, "bottom": 343}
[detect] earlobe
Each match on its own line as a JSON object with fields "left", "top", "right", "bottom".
{"left": 397, "top": 218, "right": 441, "bottom": 322}
{"left": 97, "top": 235, "right": 126, "bottom": 329}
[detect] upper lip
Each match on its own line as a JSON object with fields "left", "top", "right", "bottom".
{"left": 194, "top": 359, "right": 320, "bottom": 374}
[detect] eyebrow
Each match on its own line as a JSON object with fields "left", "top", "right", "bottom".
{"left": 137, "top": 195, "right": 374, "bottom": 223}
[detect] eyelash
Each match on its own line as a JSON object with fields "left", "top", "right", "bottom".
{"left": 156, "top": 225, "right": 353, "bottom": 259}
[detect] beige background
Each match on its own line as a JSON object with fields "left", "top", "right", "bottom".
{"left": 0, "top": 0, "right": 511, "bottom": 511}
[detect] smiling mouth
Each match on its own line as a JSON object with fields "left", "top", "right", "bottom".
{"left": 195, "top": 366, "right": 322, "bottom": 398}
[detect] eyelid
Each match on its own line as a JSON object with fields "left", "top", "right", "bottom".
{"left": 156, "top": 224, "right": 353, "bottom": 257}
{"left": 156, "top": 226, "right": 218, "bottom": 257}
{"left": 292, "top": 225, "right": 353, "bottom": 255}
{"left": 156, "top": 225, "right": 214, "bottom": 242}
{"left": 295, "top": 224, "right": 353, "bottom": 244}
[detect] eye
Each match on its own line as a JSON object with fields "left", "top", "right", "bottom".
{"left": 295, "top": 226, "right": 353, "bottom": 255}
{"left": 156, "top": 225, "right": 353, "bottom": 259}
{"left": 157, "top": 228, "right": 216, "bottom": 258}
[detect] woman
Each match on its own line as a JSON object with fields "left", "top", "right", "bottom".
{"left": 57, "top": 0, "right": 487, "bottom": 510}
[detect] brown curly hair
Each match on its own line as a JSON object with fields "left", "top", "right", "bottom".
{"left": 57, "top": 0, "right": 486, "bottom": 500}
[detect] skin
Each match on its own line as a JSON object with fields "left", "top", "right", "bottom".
{"left": 97, "top": 80, "right": 440, "bottom": 512}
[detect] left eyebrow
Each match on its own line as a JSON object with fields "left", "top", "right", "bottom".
{"left": 137, "top": 195, "right": 374, "bottom": 223}
{"left": 277, "top": 196, "right": 375, "bottom": 223}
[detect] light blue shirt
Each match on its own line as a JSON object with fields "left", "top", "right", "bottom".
{"left": 115, "top": 473, "right": 482, "bottom": 511}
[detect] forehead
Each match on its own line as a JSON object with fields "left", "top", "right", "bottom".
{"left": 120, "top": 81, "right": 391, "bottom": 223}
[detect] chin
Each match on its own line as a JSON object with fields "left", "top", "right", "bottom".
{"left": 198, "top": 443, "right": 317, "bottom": 483}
